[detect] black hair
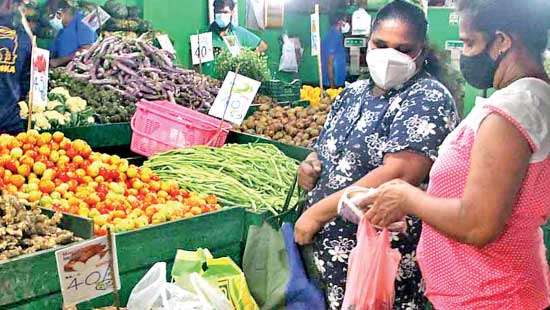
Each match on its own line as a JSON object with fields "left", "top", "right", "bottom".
{"left": 213, "top": 0, "right": 235, "bottom": 12}
{"left": 329, "top": 12, "right": 347, "bottom": 26}
{"left": 371, "top": 1, "right": 443, "bottom": 83}
{"left": 456, "top": 0, "right": 550, "bottom": 61}
{"left": 47, "top": 0, "right": 74, "bottom": 13}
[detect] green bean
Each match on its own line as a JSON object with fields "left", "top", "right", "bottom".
{"left": 144, "top": 143, "right": 299, "bottom": 215}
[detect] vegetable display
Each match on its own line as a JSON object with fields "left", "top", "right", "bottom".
{"left": 63, "top": 36, "right": 221, "bottom": 113}
{"left": 216, "top": 49, "right": 271, "bottom": 82}
{"left": 0, "top": 131, "right": 220, "bottom": 236}
{"left": 235, "top": 102, "right": 330, "bottom": 147}
{"left": 50, "top": 68, "right": 135, "bottom": 124}
{"left": 0, "top": 194, "right": 80, "bottom": 261}
{"left": 300, "top": 85, "right": 343, "bottom": 106}
{"left": 144, "top": 144, "right": 299, "bottom": 215}
{"left": 19, "top": 87, "right": 95, "bottom": 131}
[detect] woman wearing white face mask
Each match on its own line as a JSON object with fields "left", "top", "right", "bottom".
{"left": 293, "top": 1, "right": 459, "bottom": 309}
{"left": 202, "top": 0, "right": 268, "bottom": 78}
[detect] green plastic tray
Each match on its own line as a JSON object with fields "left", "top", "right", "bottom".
{"left": 59, "top": 123, "right": 131, "bottom": 148}
{"left": 0, "top": 212, "right": 93, "bottom": 307}
{"left": 226, "top": 131, "right": 312, "bottom": 162}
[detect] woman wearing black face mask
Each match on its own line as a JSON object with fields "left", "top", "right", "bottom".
{"left": 362, "top": 0, "right": 550, "bottom": 309}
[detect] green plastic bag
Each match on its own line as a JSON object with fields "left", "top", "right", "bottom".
{"left": 172, "top": 249, "right": 259, "bottom": 310}
{"left": 243, "top": 222, "right": 288, "bottom": 309}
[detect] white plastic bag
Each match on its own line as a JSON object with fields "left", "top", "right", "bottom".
{"left": 127, "top": 262, "right": 229, "bottom": 310}
{"left": 279, "top": 35, "right": 299, "bottom": 72}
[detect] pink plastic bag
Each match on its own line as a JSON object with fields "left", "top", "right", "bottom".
{"left": 342, "top": 217, "right": 402, "bottom": 310}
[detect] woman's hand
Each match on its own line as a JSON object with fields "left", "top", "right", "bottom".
{"left": 298, "top": 153, "right": 322, "bottom": 191}
{"left": 363, "top": 179, "right": 419, "bottom": 228}
{"left": 294, "top": 208, "right": 325, "bottom": 245}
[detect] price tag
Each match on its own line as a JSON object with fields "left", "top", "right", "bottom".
{"left": 190, "top": 32, "right": 214, "bottom": 65}
{"left": 56, "top": 236, "right": 120, "bottom": 306}
{"left": 157, "top": 34, "right": 176, "bottom": 55}
{"left": 82, "top": 6, "right": 111, "bottom": 31}
{"left": 30, "top": 48, "right": 50, "bottom": 109}
{"left": 209, "top": 71, "right": 261, "bottom": 125}
{"left": 310, "top": 12, "right": 320, "bottom": 56}
{"left": 222, "top": 34, "right": 241, "bottom": 57}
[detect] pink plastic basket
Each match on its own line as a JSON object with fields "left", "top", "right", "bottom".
{"left": 130, "top": 100, "right": 232, "bottom": 157}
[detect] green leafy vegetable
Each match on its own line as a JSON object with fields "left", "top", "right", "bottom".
{"left": 216, "top": 49, "right": 271, "bottom": 82}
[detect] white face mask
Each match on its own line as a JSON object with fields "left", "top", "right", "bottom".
{"left": 341, "top": 22, "right": 350, "bottom": 34}
{"left": 49, "top": 17, "right": 64, "bottom": 32}
{"left": 215, "top": 13, "right": 231, "bottom": 28}
{"left": 366, "top": 47, "right": 419, "bottom": 90}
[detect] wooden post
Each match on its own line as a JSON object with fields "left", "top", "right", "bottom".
{"left": 314, "top": 5, "right": 324, "bottom": 92}
{"left": 107, "top": 228, "right": 121, "bottom": 310}
{"left": 27, "top": 36, "right": 37, "bottom": 132}
{"left": 197, "top": 30, "right": 203, "bottom": 75}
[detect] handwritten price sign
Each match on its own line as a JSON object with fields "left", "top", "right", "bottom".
{"left": 56, "top": 236, "right": 120, "bottom": 306}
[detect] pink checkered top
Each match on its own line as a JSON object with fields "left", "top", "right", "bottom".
{"left": 418, "top": 78, "right": 550, "bottom": 309}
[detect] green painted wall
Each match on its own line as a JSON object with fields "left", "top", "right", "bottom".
{"left": 143, "top": 0, "right": 329, "bottom": 84}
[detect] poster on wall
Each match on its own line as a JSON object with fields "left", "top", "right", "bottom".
{"left": 209, "top": 0, "right": 239, "bottom": 26}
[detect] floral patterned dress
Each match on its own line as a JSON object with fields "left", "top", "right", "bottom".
{"left": 307, "top": 71, "right": 459, "bottom": 310}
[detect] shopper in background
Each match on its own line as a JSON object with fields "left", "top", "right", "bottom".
{"left": 363, "top": 0, "right": 550, "bottom": 309}
{"left": 321, "top": 13, "right": 349, "bottom": 88}
{"left": 293, "top": 1, "right": 459, "bottom": 309}
{"left": 0, "top": 0, "right": 31, "bottom": 134}
{"left": 203, "top": 0, "right": 268, "bottom": 78}
{"left": 48, "top": 0, "right": 97, "bottom": 68}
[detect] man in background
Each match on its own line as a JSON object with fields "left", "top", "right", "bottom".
{"left": 0, "top": 0, "right": 31, "bottom": 134}
{"left": 321, "top": 13, "right": 349, "bottom": 88}
{"left": 47, "top": 0, "right": 96, "bottom": 68}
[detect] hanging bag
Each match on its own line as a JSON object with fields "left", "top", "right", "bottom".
{"left": 342, "top": 217, "right": 401, "bottom": 310}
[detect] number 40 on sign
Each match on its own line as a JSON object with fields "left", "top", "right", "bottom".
{"left": 191, "top": 32, "right": 214, "bottom": 65}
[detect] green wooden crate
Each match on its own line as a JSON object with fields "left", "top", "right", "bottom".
{"left": 0, "top": 213, "right": 93, "bottom": 307}
{"left": 60, "top": 123, "right": 132, "bottom": 149}
{"left": 3, "top": 208, "right": 246, "bottom": 309}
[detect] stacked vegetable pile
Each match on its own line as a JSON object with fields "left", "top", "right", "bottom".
{"left": 300, "top": 85, "right": 343, "bottom": 106}
{"left": 19, "top": 87, "right": 95, "bottom": 131}
{"left": 0, "top": 194, "right": 80, "bottom": 261}
{"left": 50, "top": 68, "right": 134, "bottom": 123}
{"left": 102, "top": 0, "right": 152, "bottom": 34}
{"left": 63, "top": 36, "right": 221, "bottom": 113}
{"left": 144, "top": 144, "right": 299, "bottom": 215}
{"left": 0, "top": 131, "right": 219, "bottom": 236}
{"left": 216, "top": 49, "right": 271, "bottom": 81}
{"left": 234, "top": 103, "right": 330, "bottom": 147}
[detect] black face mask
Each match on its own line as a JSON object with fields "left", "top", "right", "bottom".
{"left": 460, "top": 39, "right": 507, "bottom": 90}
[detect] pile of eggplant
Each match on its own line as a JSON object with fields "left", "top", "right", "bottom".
{"left": 64, "top": 36, "right": 221, "bottom": 113}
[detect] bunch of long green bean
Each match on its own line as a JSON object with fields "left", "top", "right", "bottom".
{"left": 143, "top": 144, "right": 299, "bottom": 214}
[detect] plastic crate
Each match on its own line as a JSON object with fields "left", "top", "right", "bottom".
{"left": 259, "top": 79, "right": 302, "bottom": 103}
{"left": 130, "top": 100, "right": 232, "bottom": 157}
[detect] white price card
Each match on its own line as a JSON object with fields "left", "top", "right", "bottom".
{"left": 190, "top": 32, "right": 214, "bottom": 65}
{"left": 156, "top": 34, "right": 176, "bottom": 55}
{"left": 56, "top": 236, "right": 120, "bottom": 306}
{"left": 82, "top": 6, "right": 111, "bottom": 31}
{"left": 222, "top": 34, "right": 241, "bottom": 57}
{"left": 310, "top": 12, "right": 320, "bottom": 56}
{"left": 209, "top": 71, "right": 261, "bottom": 125}
{"left": 30, "top": 48, "right": 50, "bottom": 109}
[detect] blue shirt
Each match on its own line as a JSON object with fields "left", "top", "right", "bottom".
{"left": 321, "top": 26, "right": 347, "bottom": 87}
{"left": 0, "top": 16, "right": 31, "bottom": 134}
{"left": 50, "top": 11, "right": 97, "bottom": 58}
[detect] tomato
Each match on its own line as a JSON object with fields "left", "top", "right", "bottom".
{"left": 57, "top": 172, "right": 70, "bottom": 183}
{"left": 38, "top": 179, "right": 55, "bottom": 194}
{"left": 5, "top": 159, "right": 18, "bottom": 173}
{"left": 17, "top": 163, "right": 31, "bottom": 177}
{"left": 66, "top": 147, "right": 78, "bottom": 159}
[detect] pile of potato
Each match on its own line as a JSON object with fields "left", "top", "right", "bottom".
{"left": 237, "top": 102, "right": 330, "bottom": 148}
